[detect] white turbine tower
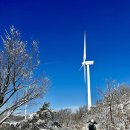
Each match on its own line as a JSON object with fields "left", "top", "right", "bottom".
{"left": 25, "top": 87, "right": 28, "bottom": 120}
{"left": 81, "top": 32, "right": 94, "bottom": 111}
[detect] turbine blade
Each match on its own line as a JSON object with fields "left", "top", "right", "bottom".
{"left": 84, "top": 65, "right": 87, "bottom": 83}
{"left": 83, "top": 32, "right": 86, "bottom": 62}
{"left": 78, "top": 64, "right": 83, "bottom": 71}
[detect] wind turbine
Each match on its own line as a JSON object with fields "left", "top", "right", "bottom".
{"left": 80, "top": 32, "right": 94, "bottom": 111}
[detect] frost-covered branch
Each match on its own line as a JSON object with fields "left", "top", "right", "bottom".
{"left": 0, "top": 26, "right": 49, "bottom": 124}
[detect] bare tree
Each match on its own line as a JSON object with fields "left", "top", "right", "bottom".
{"left": 54, "top": 109, "right": 72, "bottom": 127}
{"left": 71, "top": 106, "right": 87, "bottom": 124}
{"left": 97, "top": 81, "right": 130, "bottom": 130}
{"left": 113, "top": 84, "right": 130, "bottom": 129}
{"left": 0, "top": 26, "right": 49, "bottom": 124}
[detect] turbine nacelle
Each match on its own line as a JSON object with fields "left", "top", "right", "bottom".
{"left": 82, "top": 61, "right": 94, "bottom": 66}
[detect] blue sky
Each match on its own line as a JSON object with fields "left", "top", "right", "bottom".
{"left": 0, "top": 0, "right": 130, "bottom": 111}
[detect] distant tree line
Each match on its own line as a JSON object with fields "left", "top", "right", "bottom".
{"left": 0, "top": 81, "right": 130, "bottom": 130}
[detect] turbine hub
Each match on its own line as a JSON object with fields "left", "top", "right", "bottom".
{"left": 82, "top": 62, "right": 85, "bottom": 65}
